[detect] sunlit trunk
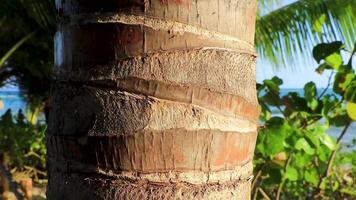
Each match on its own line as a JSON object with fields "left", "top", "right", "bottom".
{"left": 47, "top": 0, "right": 259, "bottom": 199}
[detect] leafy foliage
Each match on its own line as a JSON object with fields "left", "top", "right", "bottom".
{"left": 253, "top": 41, "right": 356, "bottom": 199}
{"left": 0, "top": 0, "right": 55, "bottom": 112}
{"left": 0, "top": 109, "right": 47, "bottom": 180}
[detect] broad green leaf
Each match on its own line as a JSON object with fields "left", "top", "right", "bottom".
{"left": 295, "top": 138, "right": 315, "bottom": 155}
{"left": 259, "top": 118, "right": 290, "bottom": 155}
{"left": 271, "top": 76, "right": 283, "bottom": 85}
{"left": 264, "top": 127, "right": 287, "bottom": 155}
{"left": 345, "top": 81, "right": 356, "bottom": 102}
{"left": 285, "top": 167, "right": 298, "bottom": 181}
{"left": 304, "top": 169, "right": 319, "bottom": 186}
{"left": 329, "top": 113, "right": 350, "bottom": 127}
{"left": 308, "top": 99, "right": 318, "bottom": 111}
{"left": 325, "top": 53, "right": 343, "bottom": 70}
{"left": 304, "top": 82, "right": 317, "bottom": 100}
{"left": 294, "top": 153, "right": 312, "bottom": 168}
{"left": 312, "top": 41, "right": 344, "bottom": 63}
{"left": 322, "top": 96, "right": 334, "bottom": 118}
{"left": 305, "top": 131, "right": 320, "bottom": 148}
{"left": 332, "top": 181, "right": 340, "bottom": 191}
{"left": 333, "top": 67, "right": 354, "bottom": 94}
{"left": 263, "top": 76, "right": 283, "bottom": 94}
{"left": 317, "top": 145, "right": 332, "bottom": 163}
{"left": 315, "top": 63, "right": 333, "bottom": 74}
{"left": 320, "top": 134, "right": 337, "bottom": 150}
{"left": 265, "top": 169, "right": 283, "bottom": 185}
{"left": 346, "top": 102, "right": 356, "bottom": 120}
{"left": 340, "top": 73, "right": 355, "bottom": 91}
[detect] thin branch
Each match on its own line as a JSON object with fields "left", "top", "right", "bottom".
{"left": 252, "top": 170, "right": 263, "bottom": 191}
{"left": 276, "top": 154, "right": 293, "bottom": 200}
{"left": 259, "top": 187, "right": 272, "bottom": 200}
{"left": 318, "top": 71, "right": 335, "bottom": 100}
{"left": 313, "top": 121, "right": 351, "bottom": 198}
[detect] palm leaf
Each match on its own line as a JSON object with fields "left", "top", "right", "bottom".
{"left": 19, "top": 0, "right": 56, "bottom": 32}
{"left": 0, "top": 32, "right": 35, "bottom": 68}
{"left": 256, "top": 0, "right": 356, "bottom": 67}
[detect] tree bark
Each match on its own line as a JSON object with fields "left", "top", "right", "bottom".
{"left": 48, "top": 0, "right": 259, "bottom": 199}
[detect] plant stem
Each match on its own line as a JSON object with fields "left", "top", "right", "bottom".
{"left": 313, "top": 121, "right": 351, "bottom": 198}
{"left": 276, "top": 154, "right": 293, "bottom": 200}
{"left": 318, "top": 71, "right": 334, "bottom": 100}
{"left": 251, "top": 169, "right": 262, "bottom": 191}
{"left": 259, "top": 187, "right": 272, "bottom": 200}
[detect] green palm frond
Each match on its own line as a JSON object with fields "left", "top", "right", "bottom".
{"left": 256, "top": 0, "right": 356, "bottom": 67}
{"left": 0, "top": 32, "right": 35, "bottom": 68}
{"left": 19, "top": 0, "right": 56, "bottom": 32}
{"left": 257, "top": 0, "right": 283, "bottom": 16}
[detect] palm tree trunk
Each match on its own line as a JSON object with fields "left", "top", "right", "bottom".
{"left": 47, "top": 0, "right": 259, "bottom": 199}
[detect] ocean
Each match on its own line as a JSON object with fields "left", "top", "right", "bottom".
{"left": 0, "top": 89, "right": 354, "bottom": 148}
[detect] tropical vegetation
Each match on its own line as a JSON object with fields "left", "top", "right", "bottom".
{"left": 254, "top": 41, "right": 356, "bottom": 199}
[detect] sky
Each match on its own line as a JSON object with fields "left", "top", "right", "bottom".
{"left": 256, "top": 0, "right": 327, "bottom": 88}
{"left": 256, "top": 0, "right": 356, "bottom": 89}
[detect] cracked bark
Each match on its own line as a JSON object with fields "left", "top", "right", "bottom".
{"left": 48, "top": 0, "right": 258, "bottom": 199}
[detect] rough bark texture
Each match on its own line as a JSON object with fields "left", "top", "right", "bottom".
{"left": 48, "top": 0, "right": 258, "bottom": 199}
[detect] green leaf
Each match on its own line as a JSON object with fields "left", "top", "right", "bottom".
{"left": 315, "top": 63, "right": 333, "bottom": 74}
{"left": 304, "top": 169, "right": 319, "bottom": 186}
{"left": 305, "top": 131, "right": 320, "bottom": 148}
{"left": 259, "top": 118, "right": 290, "bottom": 155}
{"left": 304, "top": 82, "right": 319, "bottom": 110}
{"left": 346, "top": 102, "right": 356, "bottom": 120}
{"left": 295, "top": 138, "right": 315, "bottom": 155}
{"left": 317, "top": 145, "right": 332, "bottom": 163}
{"left": 325, "top": 53, "right": 343, "bottom": 70}
{"left": 285, "top": 167, "right": 298, "bottom": 181}
{"left": 329, "top": 113, "right": 350, "bottom": 127}
{"left": 294, "top": 153, "right": 312, "bottom": 168}
{"left": 271, "top": 76, "right": 283, "bottom": 85}
{"left": 265, "top": 169, "right": 283, "bottom": 185}
{"left": 340, "top": 73, "right": 355, "bottom": 91}
{"left": 320, "top": 134, "right": 337, "bottom": 150}
{"left": 313, "top": 41, "right": 344, "bottom": 63}
{"left": 345, "top": 81, "right": 356, "bottom": 102}
{"left": 304, "top": 82, "right": 317, "bottom": 100}
{"left": 263, "top": 76, "right": 283, "bottom": 94}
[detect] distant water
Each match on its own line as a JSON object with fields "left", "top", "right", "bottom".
{"left": 0, "top": 91, "right": 26, "bottom": 116}
{"left": 0, "top": 89, "right": 354, "bottom": 148}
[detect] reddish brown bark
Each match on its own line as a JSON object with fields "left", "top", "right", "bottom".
{"left": 48, "top": 0, "right": 258, "bottom": 199}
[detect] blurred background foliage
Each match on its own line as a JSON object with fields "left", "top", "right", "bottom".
{"left": 0, "top": 0, "right": 55, "bottom": 115}
{"left": 254, "top": 41, "right": 356, "bottom": 199}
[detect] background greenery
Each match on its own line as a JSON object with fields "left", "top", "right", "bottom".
{"left": 254, "top": 41, "right": 356, "bottom": 199}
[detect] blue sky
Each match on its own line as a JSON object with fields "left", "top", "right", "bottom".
{"left": 256, "top": 0, "right": 355, "bottom": 88}
{"left": 256, "top": 0, "right": 325, "bottom": 88}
